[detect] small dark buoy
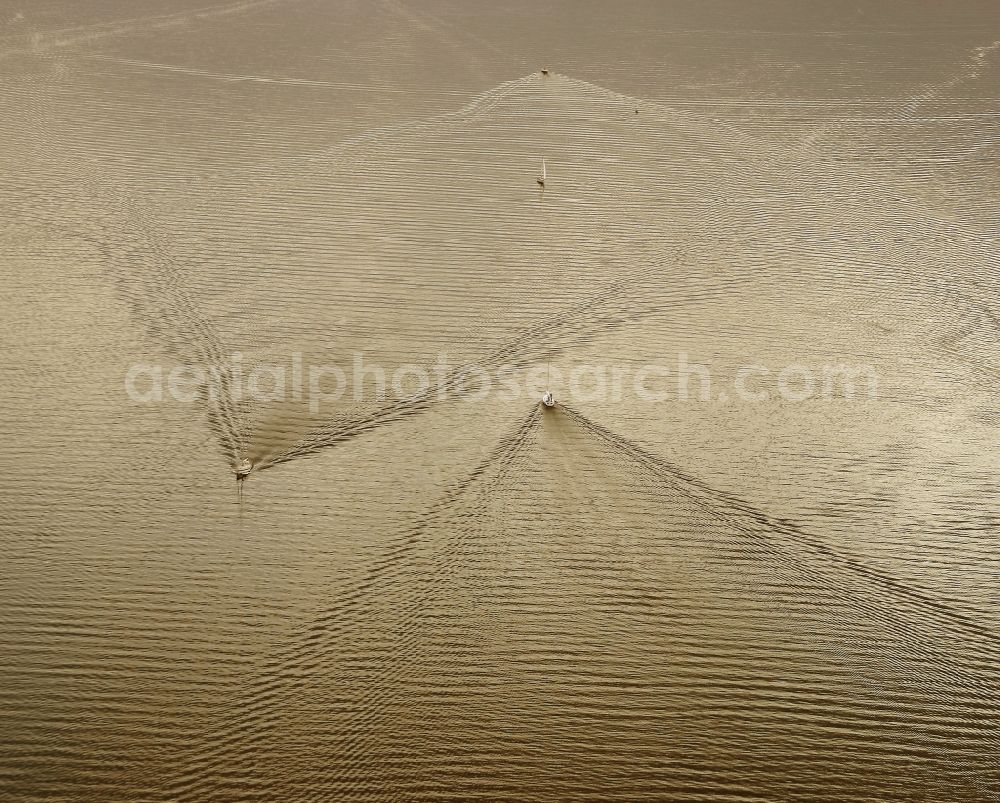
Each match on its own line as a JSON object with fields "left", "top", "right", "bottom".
{"left": 635, "top": 107, "right": 639, "bottom": 115}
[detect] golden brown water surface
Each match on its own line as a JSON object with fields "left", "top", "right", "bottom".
{"left": 1, "top": 1, "right": 998, "bottom": 800}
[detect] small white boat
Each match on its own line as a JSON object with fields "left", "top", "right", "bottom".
{"left": 235, "top": 458, "right": 253, "bottom": 480}
{"left": 536, "top": 158, "right": 546, "bottom": 187}
{"left": 541, "top": 391, "right": 556, "bottom": 408}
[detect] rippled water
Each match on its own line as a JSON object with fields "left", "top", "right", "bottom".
{"left": 2, "top": 2, "right": 998, "bottom": 800}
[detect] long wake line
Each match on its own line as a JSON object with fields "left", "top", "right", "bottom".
{"left": 560, "top": 402, "right": 1000, "bottom": 652}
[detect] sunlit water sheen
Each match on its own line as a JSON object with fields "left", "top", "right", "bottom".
{"left": 1, "top": 2, "right": 998, "bottom": 800}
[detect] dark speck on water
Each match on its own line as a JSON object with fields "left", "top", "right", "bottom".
{"left": 2, "top": 1, "right": 998, "bottom": 800}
